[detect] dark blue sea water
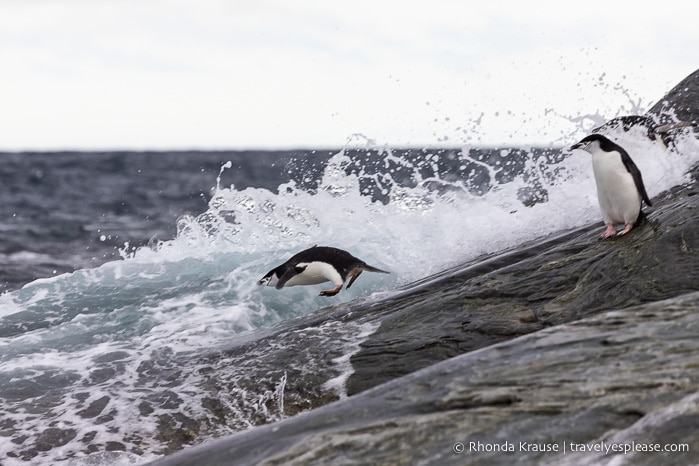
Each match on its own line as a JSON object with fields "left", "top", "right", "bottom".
{"left": 0, "top": 136, "right": 697, "bottom": 465}
{"left": 0, "top": 150, "right": 336, "bottom": 293}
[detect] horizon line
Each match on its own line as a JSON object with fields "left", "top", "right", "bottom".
{"left": 0, "top": 143, "right": 565, "bottom": 154}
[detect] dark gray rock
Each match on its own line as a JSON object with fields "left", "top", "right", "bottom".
{"left": 649, "top": 68, "right": 699, "bottom": 124}
{"left": 592, "top": 68, "right": 699, "bottom": 146}
{"left": 148, "top": 292, "right": 699, "bottom": 466}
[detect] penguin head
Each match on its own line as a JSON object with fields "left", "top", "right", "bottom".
{"left": 259, "top": 270, "right": 279, "bottom": 287}
{"left": 570, "top": 133, "right": 617, "bottom": 155}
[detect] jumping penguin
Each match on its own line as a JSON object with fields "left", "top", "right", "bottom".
{"left": 571, "top": 134, "right": 652, "bottom": 239}
{"left": 259, "top": 246, "right": 389, "bottom": 296}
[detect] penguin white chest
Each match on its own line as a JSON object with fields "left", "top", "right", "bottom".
{"left": 284, "top": 262, "right": 343, "bottom": 287}
{"left": 591, "top": 151, "right": 641, "bottom": 225}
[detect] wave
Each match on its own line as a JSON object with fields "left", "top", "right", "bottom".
{"left": 4, "top": 129, "right": 698, "bottom": 348}
{"left": 0, "top": 126, "right": 698, "bottom": 464}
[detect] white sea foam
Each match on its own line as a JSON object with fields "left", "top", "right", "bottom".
{"left": 321, "top": 320, "right": 381, "bottom": 399}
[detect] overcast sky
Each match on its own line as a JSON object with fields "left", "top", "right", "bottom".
{"left": 1, "top": 0, "right": 696, "bottom": 150}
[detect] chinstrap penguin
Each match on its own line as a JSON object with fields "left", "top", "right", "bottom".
{"left": 259, "top": 246, "right": 389, "bottom": 296}
{"left": 571, "top": 134, "right": 652, "bottom": 239}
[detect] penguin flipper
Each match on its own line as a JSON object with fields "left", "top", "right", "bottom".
{"left": 620, "top": 154, "right": 653, "bottom": 206}
{"left": 275, "top": 265, "right": 306, "bottom": 289}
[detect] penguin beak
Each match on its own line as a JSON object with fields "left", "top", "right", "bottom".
{"left": 569, "top": 141, "right": 588, "bottom": 152}
{"left": 259, "top": 272, "right": 273, "bottom": 286}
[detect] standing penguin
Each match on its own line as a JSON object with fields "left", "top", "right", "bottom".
{"left": 571, "top": 134, "right": 652, "bottom": 239}
{"left": 259, "top": 246, "right": 389, "bottom": 296}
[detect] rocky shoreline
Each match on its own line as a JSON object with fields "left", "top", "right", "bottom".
{"left": 148, "top": 70, "right": 699, "bottom": 465}
{"left": 151, "top": 292, "right": 699, "bottom": 466}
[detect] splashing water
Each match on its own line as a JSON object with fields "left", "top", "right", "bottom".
{"left": 0, "top": 119, "right": 698, "bottom": 464}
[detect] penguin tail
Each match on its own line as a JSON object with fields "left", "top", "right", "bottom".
{"left": 345, "top": 264, "right": 390, "bottom": 290}
{"left": 360, "top": 264, "right": 390, "bottom": 275}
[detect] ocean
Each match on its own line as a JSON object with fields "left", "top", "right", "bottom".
{"left": 1, "top": 130, "right": 698, "bottom": 465}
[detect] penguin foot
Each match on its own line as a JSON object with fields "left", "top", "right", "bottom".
{"left": 345, "top": 268, "right": 363, "bottom": 290}
{"left": 616, "top": 223, "right": 634, "bottom": 236}
{"left": 319, "top": 284, "right": 343, "bottom": 297}
{"left": 599, "top": 225, "right": 618, "bottom": 240}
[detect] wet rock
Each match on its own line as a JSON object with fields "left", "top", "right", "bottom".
{"left": 649, "top": 68, "right": 699, "bottom": 125}
{"left": 593, "top": 69, "right": 699, "bottom": 146}
{"left": 148, "top": 293, "right": 699, "bottom": 466}
{"left": 156, "top": 413, "right": 201, "bottom": 452}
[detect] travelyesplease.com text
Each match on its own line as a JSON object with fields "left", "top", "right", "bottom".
{"left": 453, "top": 440, "right": 689, "bottom": 455}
